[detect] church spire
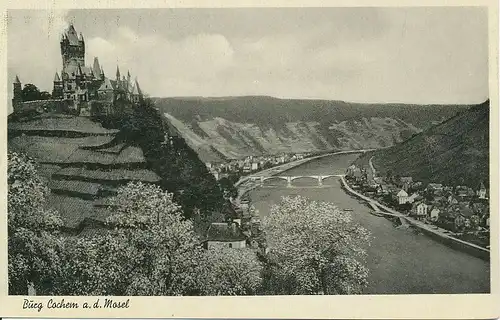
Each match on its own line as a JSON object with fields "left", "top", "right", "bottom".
{"left": 116, "top": 66, "right": 121, "bottom": 80}
{"left": 54, "top": 72, "right": 60, "bottom": 82}
{"left": 14, "top": 75, "right": 21, "bottom": 84}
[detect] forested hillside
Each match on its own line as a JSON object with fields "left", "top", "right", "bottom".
{"left": 154, "top": 96, "right": 471, "bottom": 161}
{"left": 358, "top": 100, "right": 490, "bottom": 188}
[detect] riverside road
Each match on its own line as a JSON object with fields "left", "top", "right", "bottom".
{"left": 247, "top": 152, "right": 490, "bottom": 294}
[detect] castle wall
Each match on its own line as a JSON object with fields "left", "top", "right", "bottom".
{"left": 14, "top": 99, "right": 71, "bottom": 115}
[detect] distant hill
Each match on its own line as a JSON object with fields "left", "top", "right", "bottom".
{"left": 358, "top": 100, "right": 490, "bottom": 188}
{"left": 154, "top": 96, "right": 472, "bottom": 162}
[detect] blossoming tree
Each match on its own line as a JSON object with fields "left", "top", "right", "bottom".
{"left": 261, "top": 195, "right": 371, "bottom": 295}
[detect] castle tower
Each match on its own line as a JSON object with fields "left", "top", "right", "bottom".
{"left": 122, "top": 75, "right": 127, "bottom": 92}
{"left": 12, "top": 75, "right": 22, "bottom": 110}
{"left": 60, "top": 24, "right": 85, "bottom": 71}
{"left": 52, "top": 72, "right": 63, "bottom": 99}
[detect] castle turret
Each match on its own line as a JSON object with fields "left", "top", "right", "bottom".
{"left": 92, "top": 57, "right": 101, "bottom": 80}
{"left": 131, "top": 77, "right": 143, "bottom": 104}
{"left": 52, "top": 72, "right": 63, "bottom": 99}
{"left": 60, "top": 24, "right": 85, "bottom": 71}
{"left": 12, "top": 75, "right": 23, "bottom": 111}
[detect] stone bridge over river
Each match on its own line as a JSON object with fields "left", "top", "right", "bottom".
{"left": 248, "top": 174, "right": 345, "bottom": 187}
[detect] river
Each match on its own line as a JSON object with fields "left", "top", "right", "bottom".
{"left": 248, "top": 153, "right": 490, "bottom": 294}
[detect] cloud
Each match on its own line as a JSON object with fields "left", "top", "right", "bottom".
{"left": 86, "top": 27, "right": 235, "bottom": 96}
{"left": 7, "top": 8, "right": 488, "bottom": 104}
{"left": 7, "top": 9, "right": 70, "bottom": 110}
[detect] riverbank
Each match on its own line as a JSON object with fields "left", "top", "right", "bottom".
{"left": 340, "top": 175, "right": 490, "bottom": 261}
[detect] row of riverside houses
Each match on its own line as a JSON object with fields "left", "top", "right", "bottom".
{"left": 206, "top": 152, "right": 311, "bottom": 180}
{"left": 12, "top": 24, "right": 144, "bottom": 117}
{"left": 346, "top": 164, "right": 490, "bottom": 236}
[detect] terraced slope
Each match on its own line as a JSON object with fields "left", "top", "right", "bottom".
{"left": 8, "top": 113, "right": 161, "bottom": 231}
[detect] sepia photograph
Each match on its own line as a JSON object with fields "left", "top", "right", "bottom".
{"left": 1, "top": 2, "right": 498, "bottom": 316}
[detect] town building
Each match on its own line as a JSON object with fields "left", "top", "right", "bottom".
{"left": 477, "top": 181, "right": 488, "bottom": 199}
{"left": 429, "top": 206, "right": 440, "bottom": 221}
{"left": 251, "top": 162, "right": 259, "bottom": 171}
{"left": 396, "top": 189, "right": 409, "bottom": 205}
{"left": 204, "top": 222, "right": 247, "bottom": 249}
{"left": 413, "top": 202, "right": 428, "bottom": 217}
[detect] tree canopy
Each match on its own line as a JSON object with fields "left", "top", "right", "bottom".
{"left": 7, "top": 151, "right": 63, "bottom": 294}
{"left": 21, "top": 84, "right": 51, "bottom": 102}
{"left": 8, "top": 151, "right": 371, "bottom": 296}
{"left": 261, "top": 195, "right": 371, "bottom": 295}
{"left": 7, "top": 153, "right": 262, "bottom": 296}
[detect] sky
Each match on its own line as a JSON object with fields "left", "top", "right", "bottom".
{"left": 7, "top": 7, "right": 489, "bottom": 105}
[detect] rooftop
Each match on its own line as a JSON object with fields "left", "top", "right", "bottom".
{"left": 206, "top": 222, "right": 246, "bottom": 242}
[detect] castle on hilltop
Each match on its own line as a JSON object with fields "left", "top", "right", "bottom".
{"left": 12, "top": 24, "right": 144, "bottom": 115}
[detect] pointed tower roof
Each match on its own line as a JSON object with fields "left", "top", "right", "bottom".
{"left": 134, "top": 78, "right": 142, "bottom": 95}
{"left": 54, "top": 72, "right": 60, "bottom": 82}
{"left": 79, "top": 32, "right": 84, "bottom": 41}
{"left": 65, "top": 24, "right": 79, "bottom": 45}
{"left": 14, "top": 75, "right": 21, "bottom": 83}
{"left": 100, "top": 65, "right": 105, "bottom": 76}
{"left": 116, "top": 66, "right": 121, "bottom": 79}
{"left": 93, "top": 57, "right": 101, "bottom": 78}
{"left": 76, "top": 64, "right": 83, "bottom": 76}
{"left": 98, "top": 77, "right": 114, "bottom": 91}
{"left": 479, "top": 181, "right": 486, "bottom": 190}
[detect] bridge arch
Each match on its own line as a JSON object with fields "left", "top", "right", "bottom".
{"left": 289, "top": 175, "right": 319, "bottom": 182}
{"left": 262, "top": 176, "right": 289, "bottom": 183}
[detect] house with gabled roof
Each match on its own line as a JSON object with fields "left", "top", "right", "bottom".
{"left": 396, "top": 189, "right": 409, "bottom": 205}
{"left": 204, "top": 222, "right": 247, "bottom": 249}
{"left": 477, "top": 181, "right": 488, "bottom": 199}
{"left": 412, "top": 202, "right": 428, "bottom": 218}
